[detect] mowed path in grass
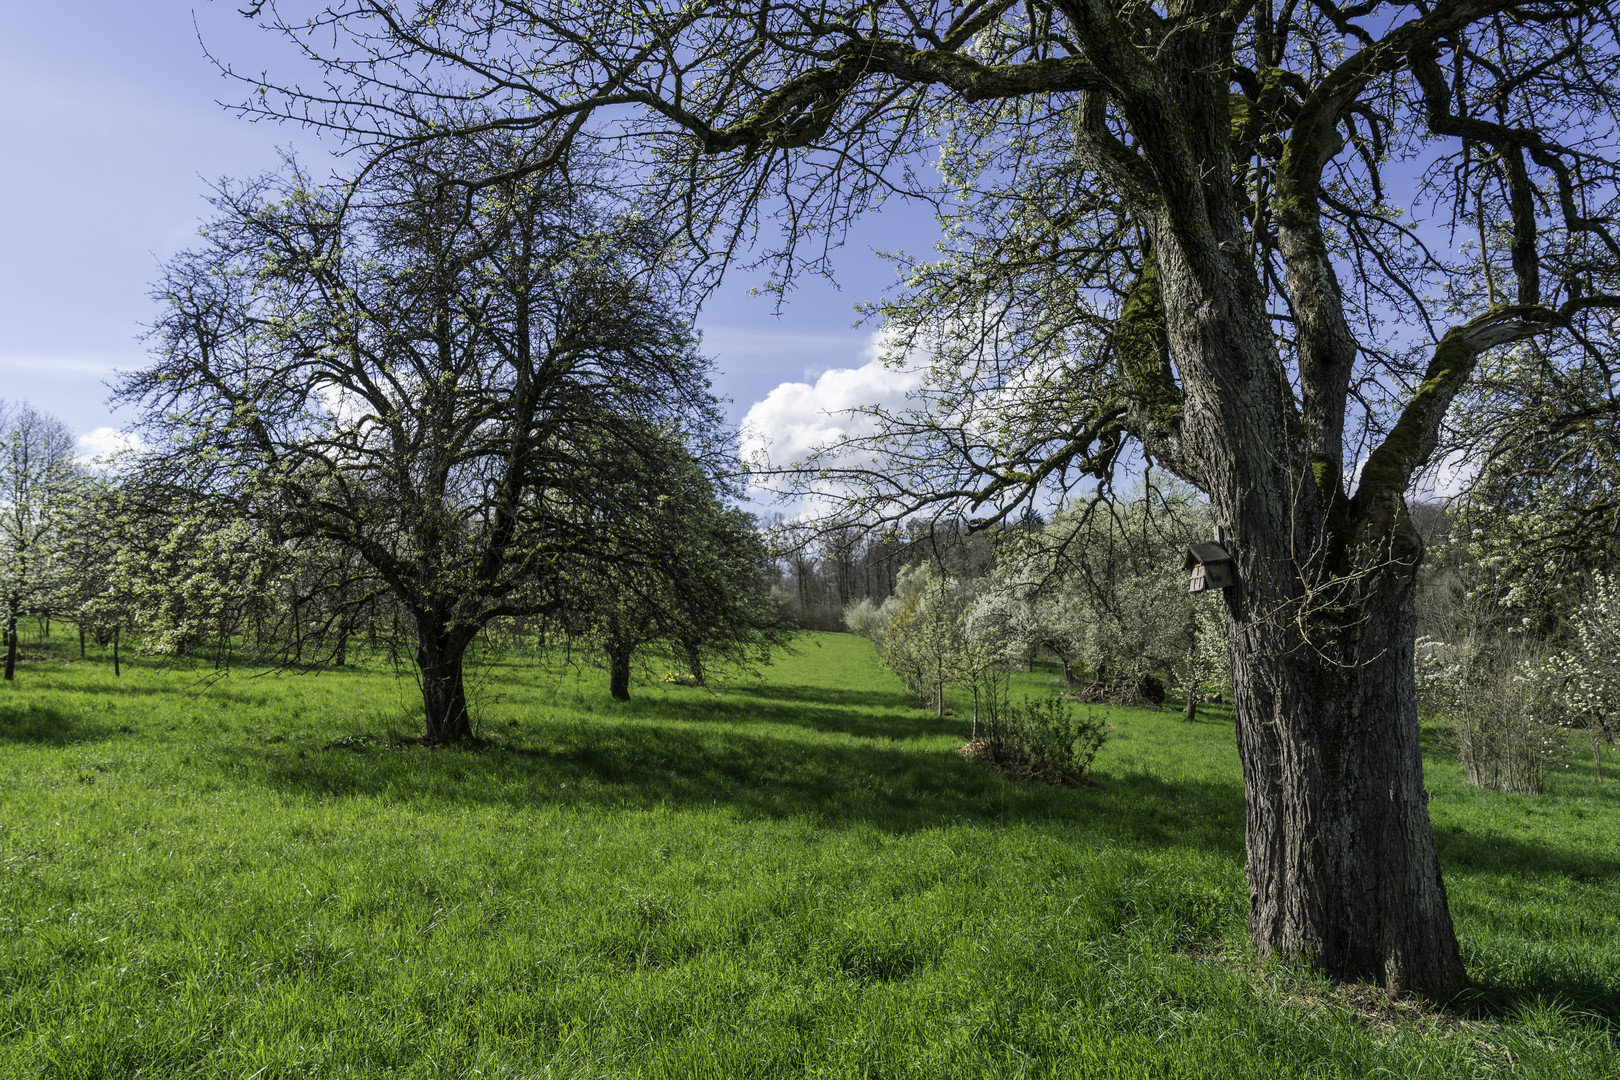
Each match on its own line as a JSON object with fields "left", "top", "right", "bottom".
{"left": 2, "top": 631, "right": 1618, "bottom": 1078}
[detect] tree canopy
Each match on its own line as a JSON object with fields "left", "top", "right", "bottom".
{"left": 125, "top": 140, "right": 732, "bottom": 741}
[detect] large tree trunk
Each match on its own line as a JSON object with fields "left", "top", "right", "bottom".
{"left": 1135, "top": 178, "right": 1466, "bottom": 992}
{"left": 415, "top": 629, "right": 474, "bottom": 743}
{"left": 1223, "top": 492, "right": 1464, "bottom": 996}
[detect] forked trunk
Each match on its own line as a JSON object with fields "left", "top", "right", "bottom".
{"left": 1226, "top": 503, "right": 1464, "bottom": 996}
{"left": 1142, "top": 203, "right": 1465, "bottom": 993}
{"left": 415, "top": 629, "right": 474, "bottom": 743}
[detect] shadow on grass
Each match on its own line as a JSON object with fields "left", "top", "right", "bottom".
{"left": 1435, "top": 824, "right": 1620, "bottom": 881}
{"left": 1448, "top": 978, "right": 1620, "bottom": 1033}
{"left": 711, "top": 683, "right": 963, "bottom": 740}
{"left": 0, "top": 702, "right": 120, "bottom": 745}
{"left": 228, "top": 706, "right": 1247, "bottom": 854}
{"left": 28, "top": 681, "right": 189, "bottom": 698}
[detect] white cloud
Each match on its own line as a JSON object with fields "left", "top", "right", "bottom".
{"left": 75, "top": 427, "right": 146, "bottom": 469}
{"left": 737, "top": 331, "right": 923, "bottom": 483}
{"left": 1414, "top": 448, "right": 1477, "bottom": 502}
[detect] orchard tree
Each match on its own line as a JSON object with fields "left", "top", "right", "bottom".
{"left": 0, "top": 401, "right": 78, "bottom": 680}
{"left": 126, "top": 141, "right": 724, "bottom": 742}
{"left": 1548, "top": 572, "right": 1620, "bottom": 777}
{"left": 229, "top": 0, "right": 1620, "bottom": 994}
{"left": 54, "top": 475, "right": 162, "bottom": 675}
{"left": 1445, "top": 343, "right": 1620, "bottom": 638}
{"left": 560, "top": 430, "right": 788, "bottom": 699}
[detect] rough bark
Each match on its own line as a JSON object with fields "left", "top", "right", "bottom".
{"left": 1145, "top": 204, "right": 1465, "bottom": 995}
{"left": 1225, "top": 500, "right": 1463, "bottom": 994}
{"left": 415, "top": 629, "right": 475, "bottom": 743}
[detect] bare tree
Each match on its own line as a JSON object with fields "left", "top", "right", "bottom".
{"left": 223, "top": 0, "right": 1620, "bottom": 994}
{"left": 124, "top": 141, "right": 724, "bottom": 741}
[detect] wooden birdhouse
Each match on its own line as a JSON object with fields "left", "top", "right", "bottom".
{"left": 1184, "top": 541, "right": 1234, "bottom": 593}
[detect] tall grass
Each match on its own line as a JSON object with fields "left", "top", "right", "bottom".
{"left": 1, "top": 630, "right": 1616, "bottom": 1077}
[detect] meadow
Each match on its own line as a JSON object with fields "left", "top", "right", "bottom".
{"left": 2, "top": 630, "right": 1617, "bottom": 1078}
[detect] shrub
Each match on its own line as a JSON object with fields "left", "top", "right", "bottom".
{"left": 995, "top": 694, "right": 1109, "bottom": 780}
{"left": 1417, "top": 636, "right": 1558, "bottom": 794}
{"left": 841, "top": 598, "right": 887, "bottom": 640}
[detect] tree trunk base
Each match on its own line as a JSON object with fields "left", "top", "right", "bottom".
{"left": 417, "top": 636, "right": 474, "bottom": 743}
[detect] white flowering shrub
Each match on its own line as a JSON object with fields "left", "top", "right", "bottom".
{"left": 1415, "top": 636, "right": 1559, "bottom": 794}
{"left": 1544, "top": 574, "right": 1620, "bottom": 779}
{"left": 841, "top": 597, "right": 888, "bottom": 641}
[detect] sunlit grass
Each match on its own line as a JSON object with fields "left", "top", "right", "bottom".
{"left": 2, "top": 629, "right": 1617, "bottom": 1077}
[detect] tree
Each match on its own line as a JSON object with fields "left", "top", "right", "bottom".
{"left": 560, "top": 432, "right": 788, "bottom": 699}
{"left": 124, "top": 142, "right": 725, "bottom": 741}
{"left": 231, "top": 0, "right": 1620, "bottom": 994}
{"left": 1444, "top": 343, "right": 1620, "bottom": 639}
{"left": 0, "top": 401, "right": 78, "bottom": 681}
{"left": 983, "top": 484, "right": 1225, "bottom": 703}
{"left": 1546, "top": 573, "right": 1620, "bottom": 778}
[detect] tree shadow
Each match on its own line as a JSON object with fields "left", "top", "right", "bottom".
{"left": 1435, "top": 824, "right": 1620, "bottom": 882}
{"left": 228, "top": 709, "right": 1248, "bottom": 854}
{"left": 32, "top": 682, "right": 189, "bottom": 698}
{"left": 0, "top": 702, "right": 120, "bottom": 745}
{"left": 704, "top": 683, "right": 963, "bottom": 740}
{"left": 1445, "top": 978, "right": 1620, "bottom": 1032}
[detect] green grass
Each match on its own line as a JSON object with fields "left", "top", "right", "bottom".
{"left": 2, "top": 631, "right": 1618, "bottom": 1077}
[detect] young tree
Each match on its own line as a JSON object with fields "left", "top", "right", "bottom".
{"left": 124, "top": 143, "right": 724, "bottom": 741}
{"left": 231, "top": 0, "right": 1620, "bottom": 994}
{"left": 0, "top": 401, "right": 78, "bottom": 681}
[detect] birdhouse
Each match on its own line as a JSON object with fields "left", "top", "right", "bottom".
{"left": 1184, "top": 541, "right": 1234, "bottom": 593}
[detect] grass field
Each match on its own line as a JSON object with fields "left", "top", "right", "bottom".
{"left": 2, "top": 630, "right": 1618, "bottom": 1078}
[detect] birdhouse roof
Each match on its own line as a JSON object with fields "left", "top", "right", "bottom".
{"left": 1183, "top": 542, "right": 1231, "bottom": 569}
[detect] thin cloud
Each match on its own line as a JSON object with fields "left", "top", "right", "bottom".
{"left": 75, "top": 427, "right": 147, "bottom": 470}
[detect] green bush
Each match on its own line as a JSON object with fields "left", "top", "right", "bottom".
{"left": 1000, "top": 693, "right": 1109, "bottom": 778}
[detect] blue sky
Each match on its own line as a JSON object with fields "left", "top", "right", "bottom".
{"left": 0, "top": 1, "right": 936, "bottom": 467}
